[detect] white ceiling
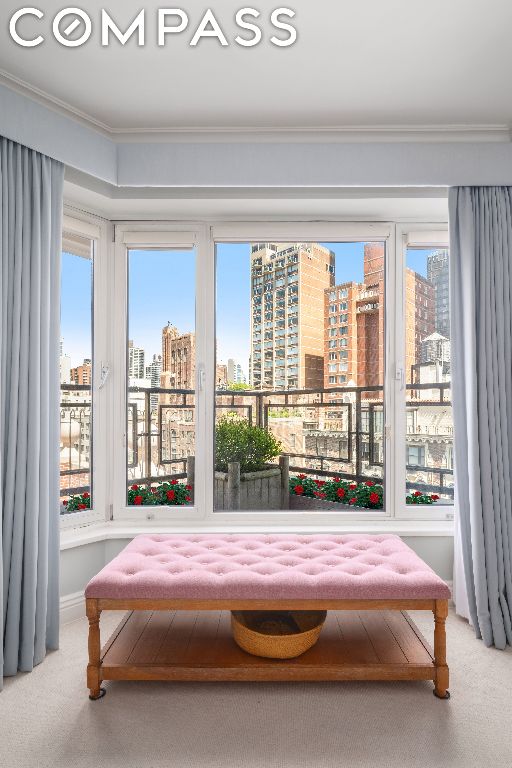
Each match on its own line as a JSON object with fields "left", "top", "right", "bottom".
{"left": 1, "top": 0, "right": 511, "bottom": 134}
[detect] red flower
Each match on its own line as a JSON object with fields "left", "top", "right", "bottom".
{"left": 78, "top": 503, "right": 86, "bottom": 510}
{"left": 414, "top": 491, "right": 422, "bottom": 497}
{"left": 186, "top": 485, "right": 192, "bottom": 490}
{"left": 365, "top": 481, "right": 374, "bottom": 487}
{"left": 369, "top": 492, "right": 380, "bottom": 504}
{"left": 170, "top": 479, "right": 178, "bottom": 485}
{"left": 333, "top": 477, "right": 341, "bottom": 482}
{"left": 152, "top": 488, "right": 158, "bottom": 494}
{"left": 336, "top": 487, "right": 346, "bottom": 498}
{"left": 294, "top": 485, "right": 304, "bottom": 495}
{"left": 298, "top": 474, "right": 307, "bottom": 480}
{"left": 82, "top": 492, "right": 90, "bottom": 498}
{"left": 349, "top": 483, "right": 357, "bottom": 490}
{"left": 314, "top": 479, "right": 325, "bottom": 487}
{"left": 185, "top": 495, "right": 192, "bottom": 502}
{"left": 63, "top": 500, "right": 68, "bottom": 505}
{"left": 349, "top": 497, "right": 357, "bottom": 504}
{"left": 167, "top": 490, "right": 176, "bottom": 501}
{"left": 131, "top": 485, "right": 139, "bottom": 491}
{"left": 314, "top": 491, "right": 326, "bottom": 499}
{"left": 134, "top": 495, "right": 143, "bottom": 505}
{"left": 431, "top": 494, "right": 440, "bottom": 501}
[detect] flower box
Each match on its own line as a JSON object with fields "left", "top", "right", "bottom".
{"left": 289, "top": 494, "right": 366, "bottom": 512}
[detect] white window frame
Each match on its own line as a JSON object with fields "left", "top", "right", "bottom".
{"left": 61, "top": 216, "right": 454, "bottom": 531}
{"left": 60, "top": 210, "right": 110, "bottom": 529}
{"left": 111, "top": 223, "right": 209, "bottom": 523}
{"left": 394, "top": 224, "right": 453, "bottom": 521}
{"left": 208, "top": 222, "right": 395, "bottom": 526}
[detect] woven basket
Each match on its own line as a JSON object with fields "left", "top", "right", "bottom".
{"left": 231, "top": 610, "right": 327, "bottom": 659}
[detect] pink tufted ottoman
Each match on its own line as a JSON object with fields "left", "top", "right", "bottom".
{"left": 85, "top": 534, "right": 450, "bottom": 700}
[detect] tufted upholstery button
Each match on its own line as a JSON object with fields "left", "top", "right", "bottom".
{"left": 85, "top": 532, "right": 451, "bottom": 602}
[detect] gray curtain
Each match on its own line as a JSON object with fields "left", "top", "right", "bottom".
{"left": 449, "top": 186, "right": 512, "bottom": 649}
{"left": 0, "top": 137, "right": 63, "bottom": 684}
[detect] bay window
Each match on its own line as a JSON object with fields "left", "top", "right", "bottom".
{"left": 61, "top": 219, "right": 453, "bottom": 528}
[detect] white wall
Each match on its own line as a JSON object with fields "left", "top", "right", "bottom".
{"left": 2, "top": 84, "right": 512, "bottom": 188}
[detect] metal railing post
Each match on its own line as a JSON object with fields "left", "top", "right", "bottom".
{"left": 144, "top": 391, "right": 152, "bottom": 487}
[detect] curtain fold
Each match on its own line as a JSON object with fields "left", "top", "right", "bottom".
{"left": 449, "top": 186, "right": 512, "bottom": 649}
{"left": 0, "top": 137, "right": 63, "bottom": 684}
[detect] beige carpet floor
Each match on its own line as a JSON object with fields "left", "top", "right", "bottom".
{"left": 1, "top": 608, "right": 511, "bottom": 768}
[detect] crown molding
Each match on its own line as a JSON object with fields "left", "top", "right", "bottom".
{"left": 1, "top": 69, "right": 510, "bottom": 145}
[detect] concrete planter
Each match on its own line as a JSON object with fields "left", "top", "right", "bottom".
{"left": 215, "top": 457, "right": 289, "bottom": 511}
{"left": 289, "top": 494, "right": 367, "bottom": 512}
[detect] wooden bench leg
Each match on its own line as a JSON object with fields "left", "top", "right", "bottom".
{"left": 433, "top": 599, "right": 450, "bottom": 699}
{"left": 86, "top": 598, "right": 106, "bottom": 700}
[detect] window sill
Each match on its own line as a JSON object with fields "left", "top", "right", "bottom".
{"left": 60, "top": 517, "right": 454, "bottom": 551}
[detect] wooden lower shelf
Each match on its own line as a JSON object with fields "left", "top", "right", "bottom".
{"left": 99, "top": 610, "right": 435, "bottom": 683}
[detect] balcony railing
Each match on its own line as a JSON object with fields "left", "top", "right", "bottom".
{"left": 60, "top": 383, "right": 91, "bottom": 498}
{"left": 60, "top": 381, "right": 454, "bottom": 504}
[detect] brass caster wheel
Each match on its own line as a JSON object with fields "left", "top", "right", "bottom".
{"left": 89, "top": 687, "right": 106, "bottom": 701}
{"left": 433, "top": 688, "right": 450, "bottom": 700}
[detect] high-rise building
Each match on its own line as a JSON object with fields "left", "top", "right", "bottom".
{"left": 405, "top": 268, "right": 436, "bottom": 380}
{"left": 161, "top": 323, "right": 228, "bottom": 392}
{"left": 227, "top": 358, "right": 246, "bottom": 384}
{"left": 324, "top": 244, "right": 435, "bottom": 388}
{"left": 128, "top": 340, "right": 145, "bottom": 380}
{"left": 161, "top": 324, "right": 195, "bottom": 389}
{"left": 427, "top": 249, "right": 450, "bottom": 338}
{"left": 146, "top": 354, "right": 162, "bottom": 410}
{"left": 59, "top": 339, "right": 71, "bottom": 384}
{"left": 70, "top": 358, "right": 92, "bottom": 386}
{"left": 146, "top": 354, "right": 162, "bottom": 387}
{"left": 250, "top": 243, "right": 335, "bottom": 390}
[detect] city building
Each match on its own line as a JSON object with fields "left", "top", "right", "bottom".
{"left": 146, "top": 353, "right": 162, "bottom": 410}
{"left": 70, "top": 358, "right": 92, "bottom": 386}
{"left": 324, "top": 244, "right": 435, "bottom": 389}
{"left": 59, "top": 340, "right": 71, "bottom": 384}
{"left": 427, "top": 249, "right": 450, "bottom": 338}
{"left": 162, "top": 323, "right": 195, "bottom": 389}
{"left": 227, "top": 358, "right": 246, "bottom": 385}
{"left": 250, "top": 242, "right": 335, "bottom": 390}
{"left": 128, "top": 340, "right": 145, "bottom": 380}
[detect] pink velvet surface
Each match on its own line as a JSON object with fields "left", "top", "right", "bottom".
{"left": 85, "top": 533, "right": 450, "bottom": 600}
{"left": 85, "top": 533, "right": 450, "bottom": 601}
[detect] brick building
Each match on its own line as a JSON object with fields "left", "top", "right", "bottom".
{"left": 70, "top": 358, "right": 92, "bottom": 386}
{"left": 324, "top": 243, "right": 435, "bottom": 389}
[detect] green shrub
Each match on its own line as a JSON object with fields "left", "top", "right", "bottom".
{"left": 215, "top": 416, "right": 282, "bottom": 474}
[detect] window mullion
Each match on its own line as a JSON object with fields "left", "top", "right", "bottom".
{"left": 194, "top": 225, "right": 214, "bottom": 520}
{"left": 392, "top": 226, "right": 407, "bottom": 519}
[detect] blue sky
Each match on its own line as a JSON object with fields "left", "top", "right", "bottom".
{"left": 61, "top": 251, "right": 93, "bottom": 366}
{"left": 61, "top": 243, "right": 432, "bottom": 371}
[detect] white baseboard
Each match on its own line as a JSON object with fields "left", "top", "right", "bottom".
{"left": 60, "top": 590, "right": 85, "bottom": 624}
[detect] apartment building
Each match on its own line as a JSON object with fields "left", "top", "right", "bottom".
{"left": 250, "top": 242, "right": 335, "bottom": 390}
{"left": 324, "top": 243, "right": 435, "bottom": 389}
{"left": 427, "top": 249, "right": 450, "bottom": 339}
{"left": 70, "top": 358, "right": 92, "bottom": 386}
{"left": 161, "top": 323, "right": 227, "bottom": 390}
{"left": 128, "top": 341, "right": 145, "bottom": 381}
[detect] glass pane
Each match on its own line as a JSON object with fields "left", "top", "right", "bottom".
{"left": 405, "top": 247, "right": 454, "bottom": 505}
{"left": 127, "top": 249, "right": 196, "bottom": 507}
{"left": 60, "top": 236, "right": 93, "bottom": 513}
{"left": 214, "top": 242, "right": 385, "bottom": 512}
